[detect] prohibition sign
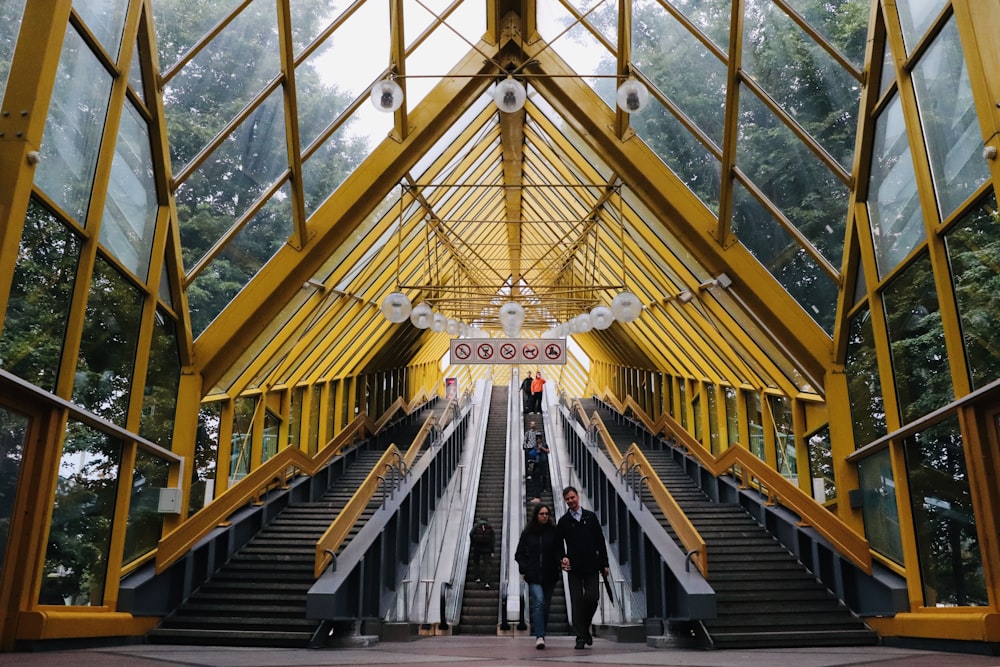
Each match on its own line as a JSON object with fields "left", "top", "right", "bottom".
{"left": 500, "top": 343, "right": 517, "bottom": 360}
{"left": 522, "top": 343, "right": 539, "bottom": 360}
{"left": 454, "top": 342, "right": 471, "bottom": 361}
{"left": 545, "top": 343, "right": 562, "bottom": 360}
{"left": 477, "top": 343, "right": 494, "bottom": 360}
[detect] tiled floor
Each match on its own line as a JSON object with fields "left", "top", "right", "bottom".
{"left": 0, "top": 636, "right": 997, "bottom": 667}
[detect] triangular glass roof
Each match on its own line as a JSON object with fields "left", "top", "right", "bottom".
{"left": 150, "top": 0, "right": 870, "bottom": 400}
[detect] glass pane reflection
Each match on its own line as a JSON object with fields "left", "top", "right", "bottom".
{"left": 945, "top": 193, "right": 1000, "bottom": 390}
{"left": 845, "top": 307, "right": 887, "bottom": 448}
{"left": 911, "top": 17, "right": 988, "bottom": 220}
{"left": 0, "top": 0, "right": 27, "bottom": 105}
{"left": 100, "top": 103, "right": 158, "bottom": 280}
{"left": 905, "top": 416, "right": 986, "bottom": 606}
{"left": 40, "top": 420, "right": 122, "bottom": 606}
{"left": 857, "top": 447, "right": 902, "bottom": 564}
{"left": 867, "top": 95, "right": 924, "bottom": 277}
{"left": 882, "top": 253, "right": 952, "bottom": 423}
{"left": 35, "top": 24, "right": 112, "bottom": 226}
{"left": 0, "top": 200, "right": 80, "bottom": 393}
{"left": 0, "top": 405, "right": 28, "bottom": 572}
{"left": 122, "top": 448, "right": 169, "bottom": 566}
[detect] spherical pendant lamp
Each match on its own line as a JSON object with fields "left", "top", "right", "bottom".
{"left": 380, "top": 291, "right": 412, "bottom": 323}
{"left": 611, "top": 291, "right": 642, "bottom": 323}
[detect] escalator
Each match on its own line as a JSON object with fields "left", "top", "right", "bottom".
{"left": 455, "top": 387, "right": 507, "bottom": 634}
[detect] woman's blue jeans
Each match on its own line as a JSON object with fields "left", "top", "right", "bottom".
{"left": 528, "top": 581, "right": 555, "bottom": 638}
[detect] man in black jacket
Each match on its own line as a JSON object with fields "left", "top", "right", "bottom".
{"left": 556, "top": 486, "right": 609, "bottom": 649}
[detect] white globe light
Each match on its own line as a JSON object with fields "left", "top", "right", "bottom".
{"left": 380, "top": 291, "right": 412, "bottom": 323}
{"left": 616, "top": 78, "right": 649, "bottom": 113}
{"left": 430, "top": 313, "right": 447, "bottom": 332}
{"left": 590, "top": 305, "right": 614, "bottom": 330}
{"left": 446, "top": 318, "right": 461, "bottom": 335}
{"left": 574, "top": 314, "right": 593, "bottom": 333}
{"left": 611, "top": 291, "right": 642, "bottom": 323}
{"left": 493, "top": 77, "right": 526, "bottom": 113}
{"left": 370, "top": 79, "right": 403, "bottom": 113}
{"left": 409, "top": 302, "right": 433, "bottom": 329}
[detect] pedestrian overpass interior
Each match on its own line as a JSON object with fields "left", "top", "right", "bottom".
{"left": 123, "top": 373, "right": 903, "bottom": 652}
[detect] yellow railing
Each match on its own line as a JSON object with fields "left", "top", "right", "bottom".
{"left": 313, "top": 445, "right": 406, "bottom": 577}
{"left": 582, "top": 403, "right": 708, "bottom": 577}
{"left": 155, "top": 392, "right": 436, "bottom": 574}
{"left": 589, "top": 387, "right": 873, "bottom": 575}
{"left": 624, "top": 443, "right": 708, "bottom": 577}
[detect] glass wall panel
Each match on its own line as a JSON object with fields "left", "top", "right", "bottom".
{"left": 895, "top": 0, "right": 948, "bottom": 55}
{"left": 301, "top": 115, "right": 371, "bottom": 218}
{"left": 176, "top": 89, "right": 288, "bottom": 270}
{"left": 121, "top": 447, "right": 168, "bottom": 566}
{"left": 289, "top": 386, "right": 304, "bottom": 451}
{"left": 630, "top": 99, "right": 722, "bottom": 215}
{"left": 911, "top": 17, "right": 989, "bottom": 220}
{"left": 128, "top": 39, "right": 144, "bottom": 104}
{"left": 857, "top": 447, "right": 903, "bottom": 564}
{"left": 404, "top": 1, "right": 484, "bottom": 113}
{"left": 0, "top": 201, "right": 80, "bottom": 393}
{"left": 35, "top": 24, "right": 113, "bottom": 226}
{"left": 845, "top": 306, "right": 887, "bottom": 448}
{"left": 780, "top": 0, "right": 870, "bottom": 68}
{"left": 307, "top": 384, "right": 321, "bottom": 453}
{"left": 0, "top": 405, "right": 28, "bottom": 572}
{"left": 139, "top": 309, "right": 180, "bottom": 450}
{"left": 72, "top": 258, "right": 143, "bottom": 426}
{"left": 100, "top": 103, "right": 158, "bottom": 280}
{"left": 707, "top": 384, "right": 720, "bottom": 455}
{"left": 152, "top": 0, "right": 243, "bottom": 72}
{"left": 724, "top": 387, "right": 739, "bottom": 446}
{"left": 741, "top": 1, "right": 861, "bottom": 170}
{"left": 747, "top": 391, "right": 764, "bottom": 460}
{"left": 161, "top": 0, "right": 279, "bottom": 173}
{"left": 736, "top": 90, "right": 849, "bottom": 267}
{"left": 678, "top": 380, "right": 688, "bottom": 429}
{"left": 632, "top": 2, "right": 726, "bottom": 146}
{"left": 868, "top": 95, "right": 924, "bottom": 276}
{"left": 40, "top": 420, "right": 122, "bottom": 606}
{"left": 0, "top": 0, "right": 27, "bottom": 105}
{"left": 878, "top": 35, "right": 895, "bottom": 97}
{"left": 186, "top": 181, "right": 294, "bottom": 337}
{"left": 191, "top": 401, "right": 221, "bottom": 514}
{"left": 945, "top": 193, "right": 1000, "bottom": 389}
{"left": 770, "top": 395, "right": 796, "bottom": 479}
{"left": 229, "top": 396, "right": 254, "bottom": 484}
{"left": 732, "top": 182, "right": 839, "bottom": 334}
{"left": 807, "top": 425, "right": 836, "bottom": 503}
{"left": 692, "top": 394, "right": 702, "bottom": 442}
{"left": 74, "top": 0, "right": 128, "bottom": 60}
{"left": 905, "top": 416, "right": 986, "bottom": 606}
{"left": 883, "top": 253, "right": 952, "bottom": 422}
{"left": 262, "top": 410, "right": 279, "bottom": 462}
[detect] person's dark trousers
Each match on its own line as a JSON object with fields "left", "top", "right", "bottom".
{"left": 567, "top": 571, "right": 600, "bottom": 645}
{"left": 532, "top": 392, "right": 542, "bottom": 412}
{"left": 533, "top": 460, "right": 549, "bottom": 495}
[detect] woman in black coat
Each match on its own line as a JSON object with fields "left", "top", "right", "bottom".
{"left": 515, "top": 503, "right": 562, "bottom": 649}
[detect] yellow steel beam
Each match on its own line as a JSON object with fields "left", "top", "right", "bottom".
{"left": 196, "top": 45, "right": 499, "bottom": 388}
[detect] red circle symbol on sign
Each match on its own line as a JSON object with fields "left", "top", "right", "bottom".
{"left": 522, "top": 343, "right": 538, "bottom": 360}
{"left": 477, "top": 343, "right": 494, "bottom": 359}
{"left": 454, "top": 343, "right": 471, "bottom": 360}
{"left": 500, "top": 343, "right": 516, "bottom": 359}
{"left": 545, "top": 343, "right": 561, "bottom": 359}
